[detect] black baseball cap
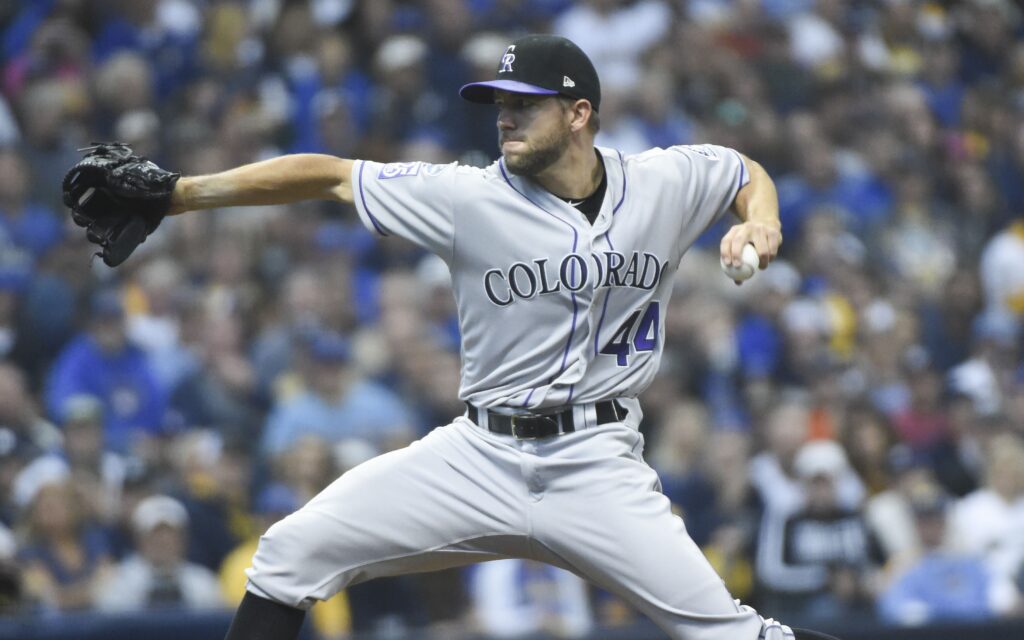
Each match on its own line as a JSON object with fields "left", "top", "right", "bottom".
{"left": 460, "top": 34, "right": 601, "bottom": 112}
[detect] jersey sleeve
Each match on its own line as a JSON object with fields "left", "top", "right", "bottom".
{"left": 665, "top": 144, "right": 749, "bottom": 239}
{"left": 350, "top": 159, "right": 457, "bottom": 260}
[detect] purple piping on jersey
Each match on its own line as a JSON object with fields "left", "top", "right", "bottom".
{"left": 593, "top": 234, "right": 616, "bottom": 355}
{"left": 613, "top": 150, "right": 627, "bottom": 214}
{"left": 593, "top": 152, "right": 627, "bottom": 354}
{"left": 733, "top": 149, "right": 748, "bottom": 191}
{"left": 499, "top": 160, "right": 580, "bottom": 407}
{"left": 358, "top": 161, "right": 389, "bottom": 237}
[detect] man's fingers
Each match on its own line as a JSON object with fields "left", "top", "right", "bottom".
{"left": 730, "top": 233, "right": 749, "bottom": 267}
{"left": 720, "top": 233, "right": 737, "bottom": 266}
{"left": 754, "top": 227, "right": 783, "bottom": 269}
{"left": 768, "top": 230, "right": 781, "bottom": 259}
{"left": 723, "top": 223, "right": 781, "bottom": 269}
{"left": 750, "top": 229, "right": 769, "bottom": 269}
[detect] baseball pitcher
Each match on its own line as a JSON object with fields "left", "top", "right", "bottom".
{"left": 63, "top": 34, "right": 839, "bottom": 640}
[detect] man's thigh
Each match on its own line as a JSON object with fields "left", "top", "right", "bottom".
{"left": 247, "top": 422, "right": 529, "bottom": 608}
{"left": 533, "top": 425, "right": 763, "bottom": 640}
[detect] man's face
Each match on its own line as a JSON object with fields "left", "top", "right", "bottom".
{"left": 804, "top": 474, "right": 838, "bottom": 513}
{"left": 495, "top": 91, "right": 571, "bottom": 176}
{"left": 92, "top": 315, "right": 127, "bottom": 353}
{"left": 139, "top": 524, "right": 186, "bottom": 569}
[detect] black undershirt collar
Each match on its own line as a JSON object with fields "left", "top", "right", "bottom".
{"left": 555, "top": 150, "right": 607, "bottom": 224}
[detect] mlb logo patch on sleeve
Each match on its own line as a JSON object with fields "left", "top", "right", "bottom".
{"left": 379, "top": 162, "right": 423, "bottom": 179}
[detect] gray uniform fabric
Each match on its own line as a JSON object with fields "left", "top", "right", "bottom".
{"left": 351, "top": 145, "right": 747, "bottom": 409}
{"left": 245, "top": 144, "right": 792, "bottom": 640}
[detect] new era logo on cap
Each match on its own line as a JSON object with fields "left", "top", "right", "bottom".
{"left": 459, "top": 34, "right": 601, "bottom": 112}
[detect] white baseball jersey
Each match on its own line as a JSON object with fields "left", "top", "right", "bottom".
{"left": 350, "top": 144, "right": 749, "bottom": 411}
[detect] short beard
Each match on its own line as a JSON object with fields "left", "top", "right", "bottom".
{"left": 501, "top": 124, "right": 571, "bottom": 176}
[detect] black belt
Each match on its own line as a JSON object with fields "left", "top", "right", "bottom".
{"left": 466, "top": 400, "right": 627, "bottom": 439}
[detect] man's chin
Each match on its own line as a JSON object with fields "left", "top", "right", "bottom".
{"left": 502, "top": 153, "right": 533, "bottom": 176}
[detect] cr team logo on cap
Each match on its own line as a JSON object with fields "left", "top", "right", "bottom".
{"left": 499, "top": 45, "right": 516, "bottom": 73}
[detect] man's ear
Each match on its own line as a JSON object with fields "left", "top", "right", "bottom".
{"left": 569, "top": 99, "right": 592, "bottom": 133}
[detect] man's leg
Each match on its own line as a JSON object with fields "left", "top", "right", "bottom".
{"left": 530, "top": 423, "right": 770, "bottom": 640}
{"left": 225, "top": 591, "right": 307, "bottom": 640}
{"left": 225, "top": 423, "right": 530, "bottom": 639}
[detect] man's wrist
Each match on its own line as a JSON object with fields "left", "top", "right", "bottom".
{"left": 167, "top": 178, "right": 194, "bottom": 216}
{"left": 744, "top": 211, "right": 780, "bottom": 229}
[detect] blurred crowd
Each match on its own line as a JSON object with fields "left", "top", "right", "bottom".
{"left": 1, "top": 0, "right": 1024, "bottom": 638}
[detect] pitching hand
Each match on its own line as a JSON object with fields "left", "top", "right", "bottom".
{"left": 720, "top": 219, "right": 782, "bottom": 272}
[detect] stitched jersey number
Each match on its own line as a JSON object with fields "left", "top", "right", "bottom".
{"left": 600, "top": 302, "right": 659, "bottom": 366}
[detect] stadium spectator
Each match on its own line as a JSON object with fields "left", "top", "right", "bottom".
{"left": 878, "top": 482, "right": 1020, "bottom": 625}
{"left": 14, "top": 466, "right": 112, "bottom": 612}
{"left": 892, "top": 362, "right": 949, "bottom": 451}
{"left": 979, "top": 219, "right": 1024, "bottom": 319}
{"left": 865, "top": 446, "right": 942, "bottom": 561}
{"left": 262, "top": 330, "right": 414, "bottom": 456}
{"left": 840, "top": 403, "right": 898, "bottom": 497}
{"left": 0, "top": 361, "right": 61, "bottom": 459}
{"left": 749, "top": 396, "right": 864, "bottom": 516}
{"left": 0, "top": 149, "right": 62, "bottom": 260}
{"left": 170, "top": 309, "right": 260, "bottom": 439}
{"left": 38, "top": 395, "right": 126, "bottom": 526}
{"left": 44, "top": 289, "right": 168, "bottom": 455}
{"left": 949, "top": 433, "right": 1024, "bottom": 583}
{"left": 696, "top": 430, "right": 760, "bottom": 602}
{"left": 467, "top": 559, "right": 593, "bottom": 638}
{"left": 552, "top": 0, "right": 672, "bottom": 93}
{"left": 93, "top": 494, "right": 222, "bottom": 612}
{"left": 221, "top": 483, "right": 351, "bottom": 640}
{"left": 273, "top": 435, "right": 339, "bottom": 505}
{"left": 168, "top": 431, "right": 253, "bottom": 572}
{"left": 755, "top": 440, "right": 883, "bottom": 623}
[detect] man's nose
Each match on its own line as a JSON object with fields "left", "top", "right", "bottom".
{"left": 497, "top": 109, "right": 515, "bottom": 130}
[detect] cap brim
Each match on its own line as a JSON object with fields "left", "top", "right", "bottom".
{"left": 459, "top": 80, "right": 559, "bottom": 104}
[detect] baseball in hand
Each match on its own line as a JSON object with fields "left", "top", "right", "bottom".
{"left": 720, "top": 243, "right": 760, "bottom": 282}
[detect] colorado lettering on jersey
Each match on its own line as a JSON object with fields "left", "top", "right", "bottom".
{"left": 483, "top": 250, "right": 669, "bottom": 307}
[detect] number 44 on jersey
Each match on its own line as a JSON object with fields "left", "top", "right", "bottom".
{"left": 600, "top": 301, "right": 660, "bottom": 366}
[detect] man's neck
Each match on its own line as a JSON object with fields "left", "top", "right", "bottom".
{"left": 533, "top": 142, "right": 603, "bottom": 200}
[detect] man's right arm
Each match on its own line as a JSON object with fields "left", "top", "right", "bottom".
{"left": 168, "top": 154, "right": 354, "bottom": 215}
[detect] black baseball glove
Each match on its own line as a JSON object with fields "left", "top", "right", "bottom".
{"left": 62, "top": 142, "right": 180, "bottom": 267}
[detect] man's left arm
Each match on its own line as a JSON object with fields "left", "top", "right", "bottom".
{"left": 721, "top": 154, "right": 781, "bottom": 271}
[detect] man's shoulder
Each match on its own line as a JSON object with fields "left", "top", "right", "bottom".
{"left": 610, "top": 145, "right": 735, "bottom": 178}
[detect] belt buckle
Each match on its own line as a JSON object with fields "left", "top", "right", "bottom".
{"left": 510, "top": 414, "right": 559, "bottom": 440}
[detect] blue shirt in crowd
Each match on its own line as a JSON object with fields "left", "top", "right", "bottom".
{"left": 878, "top": 552, "right": 998, "bottom": 625}
{"left": 262, "top": 380, "right": 413, "bottom": 455}
{"left": 45, "top": 335, "right": 168, "bottom": 453}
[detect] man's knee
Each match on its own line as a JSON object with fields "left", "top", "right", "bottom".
{"left": 247, "top": 513, "right": 332, "bottom": 608}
